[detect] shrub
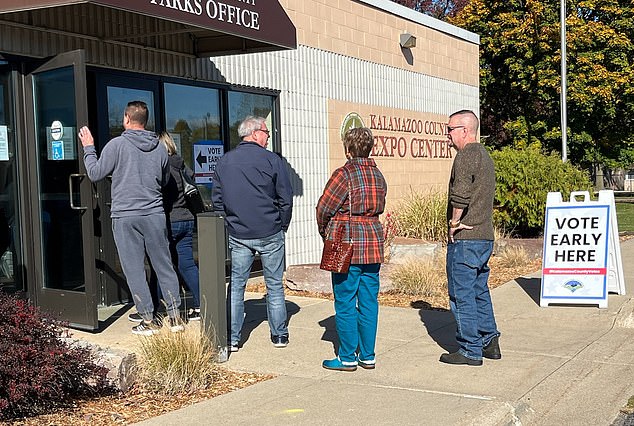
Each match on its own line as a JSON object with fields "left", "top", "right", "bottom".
{"left": 390, "top": 189, "right": 447, "bottom": 242}
{"left": 390, "top": 255, "right": 447, "bottom": 297}
{"left": 0, "top": 292, "right": 113, "bottom": 420}
{"left": 136, "top": 325, "right": 216, "bottom": 395}
{"left": 492, "top": 146, "right": 593, "bottom": 236}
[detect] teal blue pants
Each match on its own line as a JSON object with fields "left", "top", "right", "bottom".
{"left": 332, "top": 263, "right": 381, "bottom": 363}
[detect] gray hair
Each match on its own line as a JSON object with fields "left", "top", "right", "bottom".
{"left": 238, "top": 116, "right": 266, "bottom": 138}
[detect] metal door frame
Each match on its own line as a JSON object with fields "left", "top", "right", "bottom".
{"left": 24, "top": 49, "right": 98, "bottom": 330}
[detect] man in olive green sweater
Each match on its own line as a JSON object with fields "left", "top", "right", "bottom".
{"left": 440, "top": 110, "right": 502, "bottom": 366}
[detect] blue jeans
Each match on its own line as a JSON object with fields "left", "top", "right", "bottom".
{"left": 446, "top": 240, "right": 499, "bottom": 360}
{"left": 332, "top": 263, "right": 381, "bottom": 363}
{"left": 169, "top": 220, "right": 200, "bottom": 308}
{"left": 228, "top": 230, "right": 288, "bottom": 345}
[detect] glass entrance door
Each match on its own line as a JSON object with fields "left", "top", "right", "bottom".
{"left": 0, "top": 67, "right": 24, "bottom": 294}
{"left": 25, "top": 50, "right": 98, "bottom": 330}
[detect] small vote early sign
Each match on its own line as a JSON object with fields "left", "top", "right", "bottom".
{"left": 541, "top": 190, "right": 625, "bottom": 308}
{"left": 193, "top": 140, "right": 224, "bottom": 185}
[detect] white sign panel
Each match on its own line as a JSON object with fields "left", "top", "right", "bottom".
{"left": 193, "top": 140, "right": 223, "bottom": 184}
{"left": 541, "top": 190, "right": 625, "bottom": 308}
{"left": 0, "top": 125, "right": 8, "bottom": 161}
{"left": 46, "top": 123, "right": 76, "bottom": 161}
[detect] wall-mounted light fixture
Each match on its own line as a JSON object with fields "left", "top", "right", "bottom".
{"left": 400, "top": 33, "right": 416, "bottom": 49}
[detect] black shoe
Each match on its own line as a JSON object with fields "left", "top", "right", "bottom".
{"left": 187, "top": 308, "right": 201, "bottom": 322}
{"left": 271, "top": 334, "right": 289, "bottom": 348}
{"left": 483, "top": 336, "right": 502, "bottom": 360}
{"left": 128, "top": 312, "right": 143, "bottom": 323}
{"left": 131, "top": 319, "right": 162, "bottom": 336}
{"left": 439, "top": 351, "right": 483, "bottom": 366}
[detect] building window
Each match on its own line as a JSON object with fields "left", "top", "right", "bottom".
{"left": 106, "top": 86, "right": 156, "bottom": 137}
{"left": 228, "top": 91, "right": 274, "bottom": 150}
{"left": 164, "top": 83, "right": 220, "bottom": 202}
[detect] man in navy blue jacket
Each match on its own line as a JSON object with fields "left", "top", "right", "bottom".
{"left": 212, "top": 116, "right": 293, "bottom": 352}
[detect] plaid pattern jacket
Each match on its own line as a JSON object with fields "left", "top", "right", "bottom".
{"left": 316, "top": 157, "right": 387, "bottom": 265}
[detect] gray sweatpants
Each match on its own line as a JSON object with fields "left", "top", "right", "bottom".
{"left": 112, "top": 214, "right": 181, "bottom": 321}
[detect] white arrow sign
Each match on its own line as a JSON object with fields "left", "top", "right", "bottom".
{"left": 193, "top": 140, "right": 224, "bottom": 184}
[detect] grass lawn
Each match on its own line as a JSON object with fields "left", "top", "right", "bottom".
{"left": 616, "top": 202, "right": 634, "bottom": 233}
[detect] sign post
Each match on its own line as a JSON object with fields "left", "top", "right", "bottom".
{"left": 540, "top": 190, "right": 625, "bottom": 308}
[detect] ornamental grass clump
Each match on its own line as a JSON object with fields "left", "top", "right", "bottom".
{"left": 0, "top": 292, "right": 114, "bottom": 420}
{"left": 390, "top": 254, "right": 447, "bottom": 298}
{"left": 136, "top": 324, "right": 217, "bottom": 395}
{"left": 391, "top": 189, "right": 447, "bottom": 242}
{"left": 496, "top": 245, "right": 531, "bottom": 268}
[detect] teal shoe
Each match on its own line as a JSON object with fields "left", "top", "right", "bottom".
{"left": 322, "top": 357, "right": 357, "bottom": 372}
{"left": 358, "top": 358, "right": 376, "bottom": 370}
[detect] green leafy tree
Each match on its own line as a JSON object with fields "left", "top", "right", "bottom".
{"left": 450, "top": 0, "right": 634, "bottom": 180}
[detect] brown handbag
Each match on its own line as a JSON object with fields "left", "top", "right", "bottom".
{"left": 320, "top": 169, "right": 353, "bottom": 273}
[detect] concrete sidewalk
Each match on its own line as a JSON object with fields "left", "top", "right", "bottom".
{"left": 83, "top": 239, "right": 634, "bottom": 425}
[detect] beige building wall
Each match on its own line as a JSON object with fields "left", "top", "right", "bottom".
{"left": 280, "top": 0, "right": 479, "bottom": 86}
{"left": 328, "top": 100, "right": 452, "bottom": 212}
{"left": 211, "top": 0, "right": 479, "bottom": 265}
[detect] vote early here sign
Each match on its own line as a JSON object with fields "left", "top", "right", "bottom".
{"left": 541, "top": 204, "right": 610, "bottom": 306}
{"left": 193, "top": 140, "right": 223, "bottom": 184}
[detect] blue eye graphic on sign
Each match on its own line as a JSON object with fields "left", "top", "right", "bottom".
{"left": 193, "top": 140, "right": 224, "bottom": 185}
{"left": 563, "top": 280, "right": 583, "bottom": 292}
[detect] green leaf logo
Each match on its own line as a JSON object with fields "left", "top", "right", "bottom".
{"left": 340, "top": 112, "right": 365, "bottom": 140}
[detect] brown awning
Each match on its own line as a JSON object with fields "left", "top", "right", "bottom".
{"left": 0, "top": 0, "right": 296, "bottom": 57}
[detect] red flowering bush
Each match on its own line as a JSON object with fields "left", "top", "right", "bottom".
{"left": 0, "top": 292, "right": 113, "bottom": 420}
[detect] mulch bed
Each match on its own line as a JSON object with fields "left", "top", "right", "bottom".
{"left": 4, "top": 368, "right": 272, "bottom": 426}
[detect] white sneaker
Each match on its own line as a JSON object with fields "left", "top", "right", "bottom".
{"left": 169, "top": 317, "right": 185, "bottom": 333}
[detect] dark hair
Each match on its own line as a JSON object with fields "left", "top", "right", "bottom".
{"left": 125, "top": 101, "right": 149, "bottom": 127}
{"left": 343, "top": 127, "right": 374, "bottom": 158}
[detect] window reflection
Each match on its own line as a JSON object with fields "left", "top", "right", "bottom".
{"left": 106, "top": 87, "right": 155, "bottom": 139}
{"left": 164, "top": 83, "right": 220, "bottom": 206}
{"left": 34, "top": 67, "right": 84, "bottom": 291}
{"left": 228, "top": 92, "right": 274, "bottom": 150}
{"left": 0, "top": 71, "right": 23, "bottom": 293}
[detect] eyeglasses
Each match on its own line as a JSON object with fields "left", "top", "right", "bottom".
{"left": 257, "top": 129, "right": 270, "bottom": 137}
{"left": 447, "top": 126, "right": 465, "bottom": 133}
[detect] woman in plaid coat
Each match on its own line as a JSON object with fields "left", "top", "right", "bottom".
{"left": 316, "top": 127, "right": 387, "bottom": 371}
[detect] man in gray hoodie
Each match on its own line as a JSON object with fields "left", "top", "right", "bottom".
{"left": 78, "top": 101, "right": 182, "bottom": 336}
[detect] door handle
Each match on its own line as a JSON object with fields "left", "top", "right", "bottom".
{"left": 69, "top": 173, "right": 88, "bottom": 210}
{"left": 105, "top": 175, "right": 112, "bottom": 207}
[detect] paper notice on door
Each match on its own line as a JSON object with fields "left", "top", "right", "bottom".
{"left": 0, "top": 126, "right": 8, "bottom": 161}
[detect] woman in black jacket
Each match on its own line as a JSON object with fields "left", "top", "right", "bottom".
{"left": 157, "top": 131, "right": 201, "bottom": 321}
